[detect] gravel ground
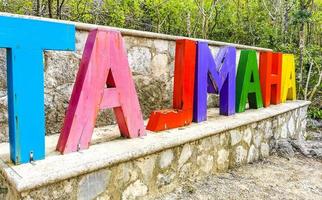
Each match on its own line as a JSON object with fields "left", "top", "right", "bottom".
{"left": 156, "top": 155, "right": 322, "bottom": 200}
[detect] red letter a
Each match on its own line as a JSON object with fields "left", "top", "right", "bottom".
{"left": 57, "top": 29, "right": 145, "bottom": 154}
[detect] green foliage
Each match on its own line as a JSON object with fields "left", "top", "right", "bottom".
{"left": 293, "top": 9, "right": 312, "bottom": 24}
{"left": 308, "top": 107, "right": 322, "bottom": 120}
{"left": 0, "top": 0, "right": 33, "bottom": 15}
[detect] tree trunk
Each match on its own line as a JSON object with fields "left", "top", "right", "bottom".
{"left": 186, "top": 12, "right": 191, "bottom": 37}
{"left": 48, "top": 0, "right": 53, "bottom": 18}
{"left": 36, "top": 0, "right": 40, "bottom": 16}
{"left": 283, "top": 1, "right": 290, "bottom": 43}
{"left": 299, "top": 22, "right": 305, "bottom": 92}
{"left": 201, "top": 0, "right": 206, "bottom": 39}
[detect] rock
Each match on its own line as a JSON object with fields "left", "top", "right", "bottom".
{"left": 299, "top": 107, "right": 308, "bottom": 120}
{"left": 124, "top": 37, "right": 153, "bottom": 49}
{"left": 116, "top": 163, "right": 139, "bottom": 186}
{"left": 219, "top": 133, "right": 229, "bottom": 147}
{"left": 260, "top": 143, "right": 270, "bottom": 158}
{"left": 151, "top": 54, "right": 168, "bottom": 77}
{"left": 122, "top": 180, "right": 148, "bottom": 200}
{"left": 159, "top": 150, "right": 174, "bottom": 169}
{"left": 157, "top": 172, "right": 175, "bottom": 187}
{"left": 75, "top": 31, "right": 88, "bottom": 52}
{"left": 306, "top": 130, "right": 322, "bottom": 141}
{"left": 264, "top": 121, "right": 273, "bottom": 140}
{"left": 247, "top": 145, "right": 259, "bottom": 163}
{"left": 153, "top": 40, "right": 168, "bottom": 53}
{"left": 243, "top": 128, "right": 252, "bottom": 146}
{"left": 280, "top": 123, "right": 288, "bottom": 139}
{"left": 78, "top": 170, "right": 110, "bottom": 200}
{"left": 278, "top": 114, "right": 286, "bottom": 125}
{"left": 290, "top": 139, "right": 322, "bottom": 159}
{"left": 311, "top": 148, "right": 322, "bottom": 159}
{"left": 168, "top": 42, "right": 176, "bottom": 59}
{"left": 290, "top": 140, "right": 311, "bottom": 157}
{"left": 230, "top": 130, "right": 242, "bottom": 146}
{"left": 179, "top": 163, "right": 192, "bottom": 178}
{"left": 197, "top": 154, "right": 213, "bottom": 173}
{"left": 135, "top": 156, "right": 156, "bottom": 183}
{"left": 273, "top": 127, "right": 281, "bottom": 140}
{"left": 301, "top": 120, "right": 307, "bottom": 132}
{"left": 198, "top": 138, "right": 212, "bottom": 152}
{"left": 209, "top": 46, "right": 220, "bottom": 58}
{"left": 211, "top": 135, "right": 220, "bottom": 147}
{"left": 217, "top": 149, "right": 229, "bottom": 171}
{"left": 288, "top": 116, "right": 295, "bottom": 137}
{"left": 0, "top": 49, "right": 7, "bottom": 89}
{"left": 178, "top": 144, "right": 192, "bottom": 168}
{"left": 208, "top": 94, "right": 219, "bottom": 107}
{"left": 235, "top": 146, "right": 247, "bottom": 165}
{"left": 44, "top": 52, "right": 79, "bottom": 89}
{"left": 253, "top": 131, "right": 261, "bottom": 148}
{"left": 307, "top": 119, "right": 322, "bottom": 129}
{"left": 127, "top": 47, "right": 152, "bottom": 74}
{"left": 64, "top": 181, "right": 73, "bottom": 193}
{"left": 276, "top": 139, "right": 294, "bottom": 159}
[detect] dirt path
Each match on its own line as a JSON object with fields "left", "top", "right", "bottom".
{"left": 156, "top": 155, "right": 322, "bottom": 200}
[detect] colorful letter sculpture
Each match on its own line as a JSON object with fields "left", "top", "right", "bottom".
{"left": 193, "top": 42, "right": 236, "bottom": 122}
{"left": 0, "top": 16, "right": 75, "bottom": 164}
{"left": 259, "top": 52, "right": 282, "bottom": 107}
{"left": 236, "top": 50, "right": 263, "bottom": 113}
{"left": 281, "top": 54, "right": 297, "bottom": 102}
{"left": 146, "top": 40, "right": 196, "bottom": 131}
{"left": 57, "top": 29, "right": 145, "bottom": 154}
{"left": 0, "top": 15, "right": 300, "bottom": 165}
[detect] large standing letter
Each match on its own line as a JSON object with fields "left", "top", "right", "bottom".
{"left": 259, "top": 52, "right": 282, "bottom": 107}
{"left": 193, "top": 42, "right": 236, "bottom": 122}
{"left": 0, "top": 16, "right": 75, "bottom": 164}
{"left": 236, "top": 50, "right": 263, "bottom": 113}
{"left": 146, "top": 40, "right": 196, "bottom": 132}
{"left": 281, "top": 54, "right": 297, "bottom": 102}
{"left": 57, "top": 29, "right": 145, "bottom": 154}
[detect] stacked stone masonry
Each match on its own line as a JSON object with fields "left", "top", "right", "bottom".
{"left": 0, "top": 105, "right": 308, "bottom": 200}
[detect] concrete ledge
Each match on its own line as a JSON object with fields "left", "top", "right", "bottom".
{"left": 0, "top": 12, "right": 272, "bottom": 52}
{"left": 0, "top": 100, "right": 310, "bottom": 193}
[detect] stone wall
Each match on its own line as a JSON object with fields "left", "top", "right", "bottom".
{"left": 0, "top": 104, "right": 309, "bottom": 200}
{"left": 0, "top": 24, "right": 267, "bottom": 142}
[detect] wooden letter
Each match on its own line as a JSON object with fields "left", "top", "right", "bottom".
{"left": 281, "top": 54, "right": 297, "bottom": 102}
{"left": 57, "top": 29, "right": 145, "bottom": 154}
{"left": 193, "top": 42, "right": 236, "bottom": 122}
{"left": 0, "top": 16, "right": 75, "bottom": 164}
{"left": 146, "top": 40, "right": 196, "bottom": 132}
{"left": 259, "top": 52, "right": 282, "bottom": 107}
{"left": 236, "top": 50, "right": 263, "bottom": 113}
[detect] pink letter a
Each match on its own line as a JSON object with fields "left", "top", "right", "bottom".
{"left": 57, "top": 29, "right": 145, "bottom": 154}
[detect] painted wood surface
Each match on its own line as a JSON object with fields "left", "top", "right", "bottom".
{"left": 193, "top": 42, "right": 236, "bottom": 123}
{"left": 57, "top": 29, "right": 145, "bottom": 154}
{"left": 236, "top": 50, "right": 263, "bottom": 113}
{"left": 281, "top": 54, "right": 297, "bottom": 102}
{"left": 0, "top": 16, "right": 75, "bottom": 164}
{"left": 259, "top": 52, "right": 282, "bottom": 107}
{"left": 146, "top": 39, "right": 196, "bottom": 132}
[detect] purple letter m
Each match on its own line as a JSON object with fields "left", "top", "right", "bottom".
{"left": 193, "top": 42, "right": 236, "bottom": 122}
